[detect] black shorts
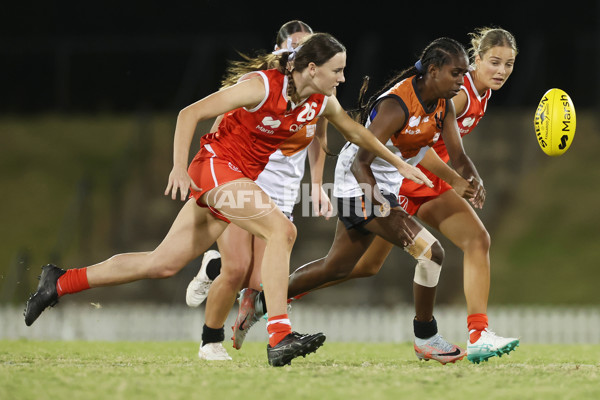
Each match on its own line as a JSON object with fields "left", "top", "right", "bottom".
{"left": 337, "top": 192, "right": 400, "bottom": 235}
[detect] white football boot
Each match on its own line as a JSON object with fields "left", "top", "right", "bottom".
{"left": 186, "top": 250, "right": 220, "bottom": 307}
{"left": 198, "top": 342, "right": 232, "bottom": 361}
{"left": 467, "top": 328, "right": 519, "bottom": 364}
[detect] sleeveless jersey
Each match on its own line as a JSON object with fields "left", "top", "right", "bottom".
{"left": 200, "top": 69, "right": 327, "bottom": 181}
{"left": 398, "top": 71, "right": 492, "bottom": 214}
{"left": 334, "top": 76, "right": 447, "bottom": 198}
{"left": 431, "top": 71, "right": 491, "bottom": 162}
{"left": 278, "top": 118, "right": 318, "bottom": 156}
{"left": 255, "top": 119, "right": 319, "bottom": 214}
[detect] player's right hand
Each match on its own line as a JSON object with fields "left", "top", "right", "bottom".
{"left": 389, "top": 207, "right": 415, "bottom": 248}
{"left": 165, "top": 165, "right": 200, "bottom": 201}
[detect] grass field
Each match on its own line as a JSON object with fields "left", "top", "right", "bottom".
{"left": 2, "top": 340, "right": 599, "bottom": 400}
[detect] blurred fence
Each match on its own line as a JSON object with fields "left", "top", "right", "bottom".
{"left": 2, "top": 303, "right": 599, "bottom": 344}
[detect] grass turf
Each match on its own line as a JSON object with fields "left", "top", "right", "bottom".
{"left": 1, "top": 340, "right": 599, "bottom": 400}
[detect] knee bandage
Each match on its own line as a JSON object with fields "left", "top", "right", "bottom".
{"left": 406, "top": 229, "right": 442, "bottom": 288}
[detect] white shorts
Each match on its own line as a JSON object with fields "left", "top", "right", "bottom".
{"left": 255, "top": 147, "right": 309, "bottom": 214}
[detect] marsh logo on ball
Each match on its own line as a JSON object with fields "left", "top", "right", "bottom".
{"left": 533, "top": 88, "right": 576, "bottom": 156}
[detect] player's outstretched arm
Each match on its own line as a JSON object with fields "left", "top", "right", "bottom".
{"left": 165, "top": 76, "right": 266, "bottom": 201}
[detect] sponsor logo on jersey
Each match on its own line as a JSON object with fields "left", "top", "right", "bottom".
{"left": 289, "top": 123, "right": 307, "bottom": 133}
{"left": 462, "top": 117, "right": 476, "bottom": 128}
{"left": 262, "top": 116, "right": 281, "bottom": 128}
{"left": 459, "top": 116, "right": 480, "bottom": 134}
{"left": 408, "top": 116, "right": 421, "bottom": 127}
{"left": 256, "top": 125, "right": 274, "bottom": 134}
{"left": 256, "top": 116, "right": 281, "bottom": 135}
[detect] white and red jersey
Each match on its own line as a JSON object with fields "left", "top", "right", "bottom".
{"left": 200, "top": 69, "right": 328, "bottom": 180}
{"left": 256, "top": 119, "right": 319, "bottom": 214}
{"left": 432, "top": 71, "right": 491, "bottom": 163}
{"left": 398, "top": 71, "right": 492, "bottom": 215}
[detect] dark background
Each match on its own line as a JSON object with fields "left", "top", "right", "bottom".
{"left": 2, "top": 2, "right": 599, "bottom": 307}
{"left": 2, "top": 1, "right": 598, "bottom": 114}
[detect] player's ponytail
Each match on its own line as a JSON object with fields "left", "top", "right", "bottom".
{"left": 220, "top": 20, "right": 314, "bottom": 90}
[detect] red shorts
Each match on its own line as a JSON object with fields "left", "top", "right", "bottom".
{"left": 187, "top": 145, "right": 248, "bottom": 223}
{"left": 398, "top": 166, "right": 452, "bottom": 216}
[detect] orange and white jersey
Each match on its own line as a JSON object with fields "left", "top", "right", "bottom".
{"left": 334, "top": 76, "right": 447, "bottom": 198}
{"left": 396, "top": 71, "right": 492, "bottom": 214}
{"left": 200, "top": 69, "right": 327, "bottom": 181}
{"left": 255, "top": 120, "right": 318, "bottom": 214}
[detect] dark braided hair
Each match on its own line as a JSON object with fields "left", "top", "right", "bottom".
{"left": 355, "top": 37, "right": 467, "bottom": 125}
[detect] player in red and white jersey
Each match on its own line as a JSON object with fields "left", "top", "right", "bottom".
{"left": 187, "top": 66, "right": 329, "bottom": 218}
{"left": 256, "top": 118, "right": 329, "bottom": 217}
{"left": 184, "top": 20, "right": 334, "bottom": 361}
{"left": 24, "top": 32, "right": 432, "bottom": 367}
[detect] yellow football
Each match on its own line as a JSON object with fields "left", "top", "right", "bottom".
{"left": 534, "top": 88, "right": 576, "bottom": 156}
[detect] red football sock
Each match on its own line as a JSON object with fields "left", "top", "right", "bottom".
{"left": 267, "top": 314, "right": 292, "bottom": 347}
{"left": 56, "top": 268, "right": 90, "bottom": 297}
{"left": 467, "top": 313, "right": 488, "bottom": 343}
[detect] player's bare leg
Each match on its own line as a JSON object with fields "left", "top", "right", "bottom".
{"left": 204, "top": 226, "right": 253, "bottom": 328}
{"left": 87, "top": 200, "right": 227, "bottom": 285}
{"left": 25, "top": 199, "right": 228, "bottom": 326}
{"left": 417, "top": 190, "right": 519, "bottom": 363}
{"left": 204, "top": 178, "right": 325, "bottom": 365}
{"left": 199, "top": 225, "right": 254, "bottom": 359}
